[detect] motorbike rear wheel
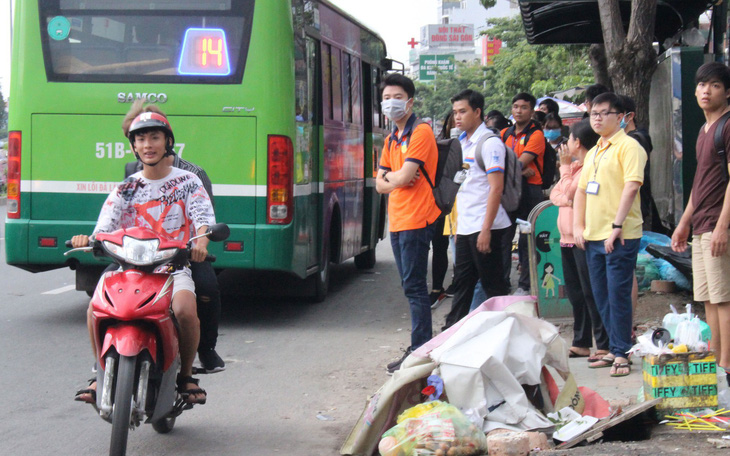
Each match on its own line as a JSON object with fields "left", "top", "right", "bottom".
{"left": 110, "top": 355, "right": 136, "bottom": 456}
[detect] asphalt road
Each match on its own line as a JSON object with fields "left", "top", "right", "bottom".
{"left": 0, "top": 217, "right": 430, "bottom": 455}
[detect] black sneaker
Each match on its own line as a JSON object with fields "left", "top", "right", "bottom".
{"left": 429, "top": 290, "right": 446, "bottom": 309}
{"left": 386, "top": 347, "right": 412, "bottom": 374}
{"left": 444, "top": 284, "right": 455, "bottom": 297}
{"left": 196, "top": 348, "right": 225, "bottom": 374}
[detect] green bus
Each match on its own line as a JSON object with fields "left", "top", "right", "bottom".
{"left": 6, "top": 0, "right": 391, "bottom": 300}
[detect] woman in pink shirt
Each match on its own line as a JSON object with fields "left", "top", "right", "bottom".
{"left": 550, "top": 119, "right": 609, "bottom": 361}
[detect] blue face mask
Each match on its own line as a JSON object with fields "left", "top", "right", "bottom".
{"left": 544, "top": 129, "right": 561, "bottom": 141}
{"left": 619, "top": 116, "right": 628, "bottom": 129}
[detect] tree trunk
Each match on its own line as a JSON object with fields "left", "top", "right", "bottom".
{"left": 588, "top": 44, "right": 612, "bottom": 90}
{"left": 597, "top": 0, "right": 658, "bottom": 129}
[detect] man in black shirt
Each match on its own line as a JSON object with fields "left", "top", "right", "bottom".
{"left": 618, "top": 95, "right": 662, "bottom": 232}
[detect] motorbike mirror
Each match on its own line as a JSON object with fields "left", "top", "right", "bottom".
{"left": 207, "top": 223, "right": 230, "bottom": 242}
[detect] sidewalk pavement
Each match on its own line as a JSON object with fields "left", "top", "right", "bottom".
{"left": 558, "top": 346, "right": 644, "bottom": 407}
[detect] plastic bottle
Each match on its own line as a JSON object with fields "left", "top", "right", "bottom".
{"left": 717, "top": 368, "right": 730, "bottom": 409}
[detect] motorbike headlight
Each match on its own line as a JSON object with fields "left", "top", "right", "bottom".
{"left": 102, "top": 237, "right": 177, "bottom": 266}
{"left": 153, "top": 248, "right": 179, "bottom": 263}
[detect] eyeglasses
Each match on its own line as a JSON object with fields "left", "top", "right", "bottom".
{"left": 590, "top": 111, "right": 620, "bottom": 119}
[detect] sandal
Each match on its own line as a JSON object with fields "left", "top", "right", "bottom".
{"left": 177, "top": 375, "right": 207, "bottom": 405}
{"left": 569, "top": 348, "right": 590, "bottom": 358}
{"left": 74, "top": 378, "right": 97, "bottom": 404}
{"left": 588, "top": 355, "right": 615, "bottom": 369}
{"left": 610, "top": 362, "right": 631, "bottom": 377}
{"left": 587, "top": 351, "right": 610, "bottom": 363}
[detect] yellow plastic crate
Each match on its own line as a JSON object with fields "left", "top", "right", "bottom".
{"left": 643, "top": 352, "right": 718, "bottom": 418}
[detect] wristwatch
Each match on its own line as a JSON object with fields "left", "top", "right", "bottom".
{"left": 382, "top": 171, "right": 390, "bottom": 183}
{"left": 612, "top": 223, "right": 623, "bottom": 229}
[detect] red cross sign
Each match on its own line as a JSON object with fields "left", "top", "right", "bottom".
{"left": 407, "top": 38, "right": 419, "bottom": 48}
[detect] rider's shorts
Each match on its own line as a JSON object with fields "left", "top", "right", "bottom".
{"left": 171, "top": 269, "right": 196, "bottom": 300}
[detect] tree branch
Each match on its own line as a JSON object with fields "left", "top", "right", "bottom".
{"left": 597, "top": 0, "right": 625, "bottom": 56}
{"left": 627, "top": 0, "right": 657, "bottom": 47}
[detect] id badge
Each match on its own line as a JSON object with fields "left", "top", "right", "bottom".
{"left": 586, "top": 181, "right": 600, "bottom": 195}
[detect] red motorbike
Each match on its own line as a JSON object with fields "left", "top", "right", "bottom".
{"left": 66, "top": 223, "right": 229, "bottom": 456}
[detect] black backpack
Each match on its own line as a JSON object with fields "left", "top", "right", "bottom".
{"left": 387, "top": 120, "right": 463, "bottom": 214}
{"left": 713, "top": 110, "right": 730, "bottom": 180}
{"left": 428, "top": 137, "right": 463, "bottom": 214}
{"left": 502, "top": 122, "right": 557, "bottom": 190}
{"left": 539, "top": 140, "right": 558, "bottom": 190}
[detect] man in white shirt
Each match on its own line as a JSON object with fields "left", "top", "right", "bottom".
{"left": 443, "top": 90, "right": 512, "bottom": 329}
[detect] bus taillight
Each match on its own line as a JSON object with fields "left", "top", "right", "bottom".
{"left": 267, "top": 135, "right": 293, "bottom": 225}
{"left": 7, "top": 131, "right": 21, "bottom": 219}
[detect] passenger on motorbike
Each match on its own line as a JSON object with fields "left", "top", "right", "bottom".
{"left": 73, "top": 110, "right": 214, "bottom": 405}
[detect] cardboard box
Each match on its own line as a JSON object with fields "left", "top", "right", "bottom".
{"left": 643, "top": 351, "right": 718, "bottom": 418}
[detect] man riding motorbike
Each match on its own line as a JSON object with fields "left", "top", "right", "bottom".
{"left": 73, "top": 109, "right": 215, "bottom": 405}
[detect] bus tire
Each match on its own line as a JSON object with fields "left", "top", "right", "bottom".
{"left": 354, "top": 248, "right": 376, "bottom": 270}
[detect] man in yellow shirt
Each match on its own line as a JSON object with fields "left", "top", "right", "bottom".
{"left": 573, "top": 92, "right": 647, "bottom": 378}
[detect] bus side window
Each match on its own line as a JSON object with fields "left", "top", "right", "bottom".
{"left": 294, "top": 34, "right": 308, "bottom": 122}
{"left": 323, "top": 44, "right": 332, "bottom": 120}
{"left": 342, "top": 53, "right": 352, "bottom": 124}
{"left": 330, "top": 48, "right": 343, "bottom": 122}
{"left": 372, "top": 67, "right": 383, "bottom": 129}
{"left": 351, "top": 56, "right": 362, "bottom": 126}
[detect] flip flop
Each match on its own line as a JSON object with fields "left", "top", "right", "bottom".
{"left": 588, "top": 356, "right": 615, "bottom": 369}
{"left": 569, "top": 348, "right": 590, "bottom": 358}
{"left": 610, "top": 362, "right": 631, "bottom": 377}
{"left": 587, "top": 351, "right": 610, "bottom": 362}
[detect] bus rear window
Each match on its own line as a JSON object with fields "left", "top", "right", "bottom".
{"left": 39, "top": 0, "right": 254, "bottom": 83}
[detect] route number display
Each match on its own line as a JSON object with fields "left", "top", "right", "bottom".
{"left": 178, "top": 28, "right": 231, "bottom": 76}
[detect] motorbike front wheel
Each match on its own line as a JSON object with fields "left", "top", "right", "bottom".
{"left": 110, "top": 355, "right": 136, "bottom": 456}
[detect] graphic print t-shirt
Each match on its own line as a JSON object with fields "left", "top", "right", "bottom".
{"left": 93, "top": 168, "right": 215, "bottom": 242}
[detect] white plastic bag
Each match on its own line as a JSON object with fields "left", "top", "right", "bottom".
{"left": 675, "top": 317, "right": 704, "bottom": 351}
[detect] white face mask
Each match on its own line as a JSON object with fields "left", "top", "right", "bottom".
{"left": 381, "top": 98, "right": 410, "bottom": 121}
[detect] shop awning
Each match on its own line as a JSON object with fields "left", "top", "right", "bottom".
{"left": 519, "top": 0, "right": 714, "bottom": 45}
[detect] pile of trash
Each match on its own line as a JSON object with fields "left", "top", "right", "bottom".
{"left": 630, "top": 304, "right": 711, "bottom": 357}
{"left": 341, "top": 296, "right": 612, "bottom": 456}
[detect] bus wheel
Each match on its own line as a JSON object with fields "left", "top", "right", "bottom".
{"left": 354, "top": 248, "right": 376, "bottom": 270}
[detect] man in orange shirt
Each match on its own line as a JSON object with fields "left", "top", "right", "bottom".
{"left": 502, "top": 92, "right": 546, "bottom": 295}
{"left": 376, "top": 74, "right": 441, "bottom": 374}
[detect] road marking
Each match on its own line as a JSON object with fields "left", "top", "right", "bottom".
{"left": 42, "top": 285, "right": 76, "bottom": 295}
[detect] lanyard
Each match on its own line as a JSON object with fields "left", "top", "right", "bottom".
{"left": 592, "top": 141, "right": 612, "bottom": 181}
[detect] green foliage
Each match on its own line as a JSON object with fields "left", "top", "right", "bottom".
{"left": 414, "top": 16, "right": 594, "bottom": 119}
{"left": 415, "top": 61, "right": 489, "bottom": 122}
